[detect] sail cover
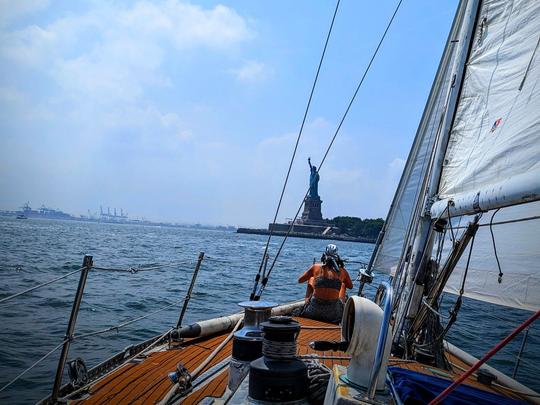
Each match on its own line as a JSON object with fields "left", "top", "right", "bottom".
{"left": 444, "top": 202, "right": 540, "bottom": 312}
{"left": 437, "top": 0, "right": 540, "bottom": 207}
{"left": 370, "top": 2, "right": 469, "bottom": 275}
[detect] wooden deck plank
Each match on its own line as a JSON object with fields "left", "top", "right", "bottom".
{"left": 115, "top": 334, "right": 230, "bottom": 404}
{"left": 72, "top": 315, "right": 526, "bottom": 404}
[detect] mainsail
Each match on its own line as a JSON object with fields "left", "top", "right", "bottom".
{"left": 434, "top": 0, "right": 540, "bottom": 312}
{"left": 370, "top": 0, "right": 471, "bottom": 275}
{"left": 376, "top": 0, "right": 540, "bottom": 335}
{"left": 432, "top": 0, "right": 540, "bottom": 218}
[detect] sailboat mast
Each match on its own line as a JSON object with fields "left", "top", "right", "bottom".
{"left": 394, "top": 0, "right": 482, "bottom": 340}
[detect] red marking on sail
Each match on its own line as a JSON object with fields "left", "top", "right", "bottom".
{"left": 490, "top": 118, "right": 502, "bottom": 132}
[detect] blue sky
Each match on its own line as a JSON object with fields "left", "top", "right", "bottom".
{"left": 0, "top": 0, "right": 458, "bottom": 226}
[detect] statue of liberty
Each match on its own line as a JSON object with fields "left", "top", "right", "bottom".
{"left": 308, "top": 157, "right": 320, "bottom": 199}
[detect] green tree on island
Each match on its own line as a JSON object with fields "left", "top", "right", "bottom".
{"left": 329, "top": 216, "right": 384, "bottom": 240}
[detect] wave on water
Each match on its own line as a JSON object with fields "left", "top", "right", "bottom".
{"left": 0, "top": 217, "right": 538, "bottom": 404}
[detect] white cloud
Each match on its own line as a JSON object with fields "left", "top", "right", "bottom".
{"left": 0, "top": 0, "right": 49, "bottom": 25}
{"left": 230, "top": 60, "right": 271, "bottom": 82}
{"left": 121, "top": 2, "right": 252, "bottom": 49}
{"left": 387, "top": 157, "right": 405, "bottom": 181}
{"left": 0, "top": 0, "right": 255, "bottom": 151}
{"left": 1, "top": 1, "right": 252, "bottom": 68}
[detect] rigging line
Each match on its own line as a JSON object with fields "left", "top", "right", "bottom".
{"left": 204, "top": 256, "right": 232, "bottom": 264}
{"left": 256, "top": 0, "right": 404, "bottom": 299}
{"left": 489, "top": 208, "right": 504, "bottom": 283}
{"left": 447, "top": 202, "right": 456, "bottom": 246}
{"left": 159, "top": 317, "right": 243, "bottom": 405}
{"left": 429, "top": 309, "right": 540, "bottom": 405}
{"left": 72, "top": 300, "right": 181, "bottom": 341}
{"left": 416, "top": 232, "right": 476, "bottom": 345}
{"left": 0, "top": 339, "right": 68, "bottom": 393}
{"left": 251, "top": 0, "right": 342, "bottom": 300}
{"left": 452, "top": 214, "right": 540, "bottom": 229}
{"left": 446, "top": 360, "right": 540, "bottom": 398}
{"left": 344, "top": 259, "right": 370, "bottom": 265}
{"left": 458, "top": 232, "right": 475, "bottom": 296}
{"left": 0, "top": 267, "right": 84, "bottom": 305}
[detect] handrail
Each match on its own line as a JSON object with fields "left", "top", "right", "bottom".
{"left": 367, "top": 281, "right": 393, "bottom": 399}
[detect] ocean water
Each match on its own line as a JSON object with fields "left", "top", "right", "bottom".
{"left": 0, "top": 217, "right": 538, "bottom": 404}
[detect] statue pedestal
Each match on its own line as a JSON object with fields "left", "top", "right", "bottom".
{"left": 299, "top": 196, "right": 325, "bottom": 225}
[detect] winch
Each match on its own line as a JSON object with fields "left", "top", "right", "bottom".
{"left": 228, "top": 300, "right": 277, "bottom": 391}
{"left": 248, "top": 316, "right": 308, "bottom": 403}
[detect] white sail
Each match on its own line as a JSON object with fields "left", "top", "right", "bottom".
{"left": 443, "top": 202, "right": 540, "bottom": 312}
{"left": 370, "top": 2, "right": 470, "bottom": 275}
{"left": 433, "top": 0, "right": 540, "bottom": 218}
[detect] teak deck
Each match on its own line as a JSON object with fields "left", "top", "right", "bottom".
{"left": 72, "top": 317, "right": 523, "bottom": 404}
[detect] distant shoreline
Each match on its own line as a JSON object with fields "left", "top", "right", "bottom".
{"left": 0, "top": 214, "right": 236, "bottom": 232}
{"left": 236, "top": 227, "right": 376, "bottom": 244}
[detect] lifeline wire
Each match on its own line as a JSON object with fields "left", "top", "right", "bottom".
{"left": 73, "top": 299, "right": 181, "bottom": 341}
{"left": 256, "top": 0, "right": 404, "bottom": 300}
{"left": 251, "top": 0, "right": 342, "bottom": 300}
{"left": 0, "top": 339, "right": 68, "bottom": 393}
{"left": 0, "top": 267, "right": 84, "bottom": 305}
{"left": 63, "top": 328, "right": 173, "bottom": 401}
{"left": 92, "top": 260, "right": 191, "bottom": 273}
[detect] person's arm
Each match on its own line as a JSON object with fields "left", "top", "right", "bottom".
{"left": 342, "top": 268, "right": 353, "bottom": 289}
{"left": 305, "top": 278, "right": 314, "bottom": 303}
{"left": 298, "top": 265, "right": 314, "bottom": 283}
{"left": 308, "top": 157, "right": 312, "bottom": 170}
{"left": 339, "top": 282, "right": 347, "bottom": 303}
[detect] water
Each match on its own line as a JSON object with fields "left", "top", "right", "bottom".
{"left": 0, "top": 217, "right": 538, "bottom": 403}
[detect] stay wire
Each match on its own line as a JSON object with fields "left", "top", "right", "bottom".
{"left": 251, "top": 0, "right": 342, "bottom": 300}
{"left": 421, "top": 233, "right": 476, "bottom": 346}
{"left": 255, "top": 0, "right": 404, "bottom": 300}
{"left": 0, "top": 267, "right": 85, "bottom": 305}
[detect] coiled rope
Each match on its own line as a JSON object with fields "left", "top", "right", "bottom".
{"left": 262, "top": 340, "right": 297, "bottom": 359}
{"left": 305, "top": 360, "right": 332, "bottom": 404}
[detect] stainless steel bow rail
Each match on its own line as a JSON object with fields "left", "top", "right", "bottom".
{"left": 0, "top": 252, "right": 207, "bottom": 403}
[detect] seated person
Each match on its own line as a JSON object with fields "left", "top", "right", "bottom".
{"left": 298, "top": 244, "right": 353, "bottom": 323}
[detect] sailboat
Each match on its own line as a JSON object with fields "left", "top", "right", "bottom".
{"left": 2, "top": 0, "right": 537, "bottom": 403}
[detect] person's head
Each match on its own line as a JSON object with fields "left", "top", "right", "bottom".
{"left": 311, "top": 165, "right": 317, "bottom": 173}
{"left": 325, "top": 244, "right": 338, "bottom": 257}
{"left": 322, "top": 244, "right": 340, "bottom": 273}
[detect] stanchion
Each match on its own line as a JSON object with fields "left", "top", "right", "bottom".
{"left": 176, "top": 252, "right": 204, "bottom": 329}
{"left": 51, "top": 254, "right": 92, "bottom": 402}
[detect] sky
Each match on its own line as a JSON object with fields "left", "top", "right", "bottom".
{"left": 0, "top": 0, "right": 459, "bottom": 227}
